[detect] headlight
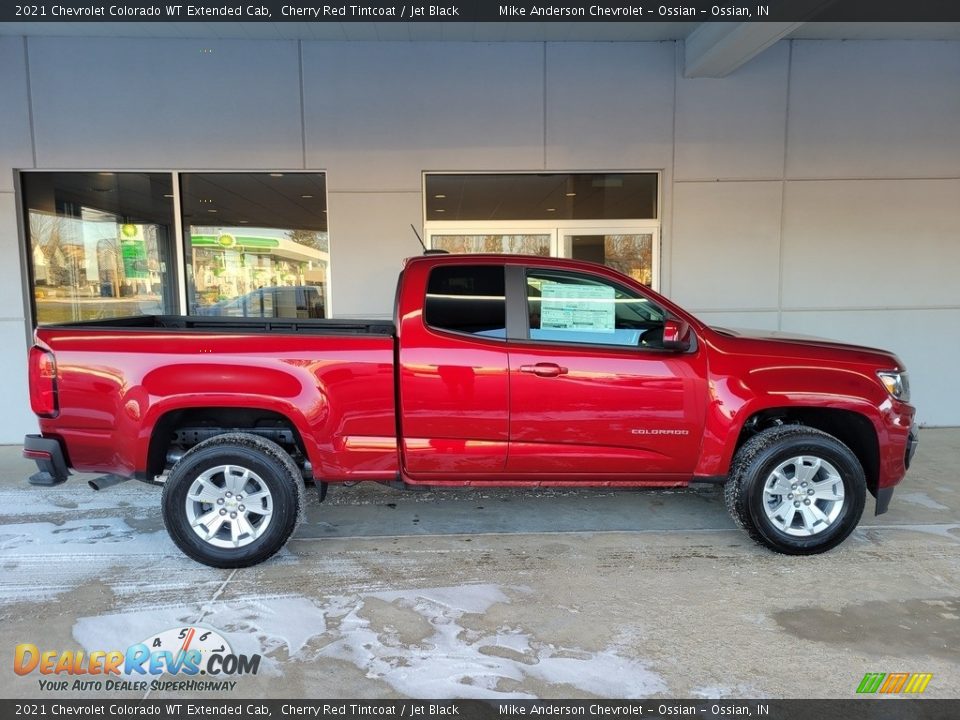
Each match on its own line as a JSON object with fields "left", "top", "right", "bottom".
{"left": 877, "top": 370, "right": 910, "bottom": 403}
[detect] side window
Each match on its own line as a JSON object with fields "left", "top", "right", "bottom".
{"left": 425, "top": 265, "right": 506, "bottom": 338}
{"left": 526, "top": 270, "right": 667, "bottom": 348}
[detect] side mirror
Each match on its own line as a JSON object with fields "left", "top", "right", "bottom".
{"left": 662, "top": 319, "right": 692, "bottom": 351}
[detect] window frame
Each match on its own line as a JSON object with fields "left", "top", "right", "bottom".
{"left": 18, "top": 170, "right": 181, "bottom": 329}
{"left": 177, "top": 171, "right": 331, "bottom": 320}
{"left": 505, "top": 263, "right": 691, "bottom": 355}
{"left": 15, "top": 168, "right": 331, "bottom": 336}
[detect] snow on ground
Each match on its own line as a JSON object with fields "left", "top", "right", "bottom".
{"left": 0, "top": 485, "right": 160, "bottom": 518}
{"left": 72, "top": 585, "right": 667, "bottom": 698}
{"left": 898, "top": 492, "right": 950, "bottom": 511}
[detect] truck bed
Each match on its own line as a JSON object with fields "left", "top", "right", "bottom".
{"left": 33, "top": 316, "right": 399, "bottom": 481}
{"left": 41, "top": 314, "right": 396, "bottom": 336}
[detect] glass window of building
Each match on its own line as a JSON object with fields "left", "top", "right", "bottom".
{"left": 425, "top": 173, "right": 658, "bottom": 222}
{"left": 180, "top": 173, "right": 329, "bottom": 319}
{"left": 430, "top": 234, "right": 551, "bottom": 256}
{"left": 21, "top": 172, "right": 177, "bottom": 325}
{"left": 423, "top": 172, "right": 660, "bottom": 289}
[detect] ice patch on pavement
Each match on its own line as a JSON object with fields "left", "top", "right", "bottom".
{"left": 372, "top": 583, "right": 510, "bottom": 615}
{"left": 898, "top": 492, "right": 950, "bottom": 511}
{"left": 867, "top": 523, "right": 960, "bottom": 541}
{"left": 0, "top": 519, "right": 172, "bottom": 554}
{"left": 0, "top": 487, "right": 160, "bottom": 518}
{"left": 74, "top": 596, "right": 331, "bottom": 676}
{"left": 0, "top": 518, "right": 180, "bottom": 604}
{"left": 320, "top": 584, "right": 667, "bottom": 698}
{"left": 71, "top": 584, "right": 667, "bottom": 698}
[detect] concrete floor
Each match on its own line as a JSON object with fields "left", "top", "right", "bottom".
{"left": 1, "top": 429, "right": 957, "bottom": 700}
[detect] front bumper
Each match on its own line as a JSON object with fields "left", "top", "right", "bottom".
{"left": 23, "top": 434, "right": 70, "bottom": 486}
{"left": 875, "top": 423, "right": 919, "bottom": 516}
{"left": 905, "top": 423, "right": 920, "bottom": 470}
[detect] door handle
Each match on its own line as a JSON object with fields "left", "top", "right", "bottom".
{"left": 519, "top": 363, "right": 569, "bottom": 378}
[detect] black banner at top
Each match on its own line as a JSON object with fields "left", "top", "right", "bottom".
{"left": 4, "top": 0, "right": 960, "bottom": 22}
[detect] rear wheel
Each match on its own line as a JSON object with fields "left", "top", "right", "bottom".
{"left": 162, "top": 433, "right": 304, "bottom": 568}
{"left": 724, "top": 425, "right": 866, "bottom": 554}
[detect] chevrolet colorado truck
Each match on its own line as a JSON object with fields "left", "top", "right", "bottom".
{"left": 24, "top": 254, "right": 918, "bottom": 567}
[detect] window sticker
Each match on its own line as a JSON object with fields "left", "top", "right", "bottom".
{"left": 540, "top": 281, "right": 615, "bottom": 333}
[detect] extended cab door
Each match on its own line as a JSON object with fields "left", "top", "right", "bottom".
{"left": 506, "top": 265, "right": 708, "bottom": 477}
{"left": 397, "top": 261, "right": 510, "bottom": 476}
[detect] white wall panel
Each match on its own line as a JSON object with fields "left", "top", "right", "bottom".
{"left": 780, "top": 309, "right": 960, "bottom": 427}
{"left": 781, "top": 179, "right": 960, "bottom": 309}
{"left": 671, "top": 181, "right": 782, "bottom": 310}
{"left": 691, "top": 311, "right": 780, "bottom": 331}
{"left": 675, "top": 42, "right": 789, "bottom": 180}
{"left": 546, "top": 43, "right": 675, "bottom": 170}
{"left": 303, "top": 42, "right": 544, "bottom": 191}
{"left": 327, "top": 192, "right": 421, "bottom": 318}
{"left": 787, "top": 41, "right": 960, "bottom": 179}
{"left": 0, "top": 37, "right": 33, "bottom": 192}
{"left": 28, "top": 38, "right": 303, "bottom": 169}
{"left": 0, "top": 319, "right": 33, "bottom": 443}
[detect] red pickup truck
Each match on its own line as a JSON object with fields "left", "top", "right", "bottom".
{"left": 24, "top": 254, "right": 918, "bottom": 567}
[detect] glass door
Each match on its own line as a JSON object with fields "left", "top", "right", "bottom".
{"left": 560, "top": 227, "right": 659, "bottom": 289}
{"left": 427, "top": 224, "right": 660, "bottom": 289}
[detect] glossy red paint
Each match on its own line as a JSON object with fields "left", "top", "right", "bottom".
{"left": 35, "top": 329, "right": 397, "bottom": 481}
{"left": 29, "top": 254, "right": 916, "bottom": 499}
{"left": 507, "top": 343, "right": 706, "bottom": 474}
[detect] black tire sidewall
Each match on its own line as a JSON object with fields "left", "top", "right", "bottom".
{"left": 743, "top": 435, "right": 866, "bottom": 554}
{"left": 162, "top": 444, "right": 300, "bottom": 568}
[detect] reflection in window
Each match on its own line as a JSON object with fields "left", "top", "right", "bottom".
{"left": 431, "top": 234, "right": 550, "bottom": 256}
{"left": 566, "top": 233, "right": 654, "bottom": 286}
{"left": 526, "top": 270, "right": 665, "bottom": 347}
{"left": 425, "top": 173, "right": 658, "bottom": 221}
{"left": 181, "top": 173, "right": 329, "bottom": 319}
{"left": 22, "top": 172, "right": 175, "bottom": 325}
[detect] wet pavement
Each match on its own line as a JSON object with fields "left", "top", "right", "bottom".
{"left": 1, "top": 429, "right": 958, "bottom": 699}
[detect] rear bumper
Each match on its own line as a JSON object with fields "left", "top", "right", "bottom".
{"left": 23, "top": 434, "right": 70, "bottom": 486}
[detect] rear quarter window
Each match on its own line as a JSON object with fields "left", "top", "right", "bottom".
{"left": 424, "top": 265, "right": 506, "bottom": 338}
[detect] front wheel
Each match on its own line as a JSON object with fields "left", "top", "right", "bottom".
{"left": 724, "top": 425, "right": 866, "bottom": 555}
{"left": 161, "top": 433, "right": 304, "bottom": 568}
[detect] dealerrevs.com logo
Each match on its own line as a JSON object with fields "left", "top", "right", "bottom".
{"left": 14, "top": 626, "right": 261, "bottom": 693}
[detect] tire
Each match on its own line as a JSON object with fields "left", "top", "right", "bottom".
{"left": 724, "top": 425, "right": 866, "bottom": 555}
{"left": 161, "top": 433, "right": 304, "bottom": 568}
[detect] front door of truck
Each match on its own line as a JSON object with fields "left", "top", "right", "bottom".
{"left": 506, "top": 266, "right": 707, "bottom": 477}
{"left": 398, "top": 263, "right": 510, "bottom": 476}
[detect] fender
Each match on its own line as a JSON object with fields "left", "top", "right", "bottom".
{"left": 135, "top": 394, "right": 325, "bottom": 480}
{"left": 695, "top": 362, "right": 889, "bottom": 479}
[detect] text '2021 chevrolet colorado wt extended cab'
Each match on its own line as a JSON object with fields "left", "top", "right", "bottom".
{"left": 24, "top": 254, "right": 918, "bottom": 567}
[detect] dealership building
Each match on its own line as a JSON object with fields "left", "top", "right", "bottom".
{"left": 0, "top": 21, "right": 958, "bottom": 442}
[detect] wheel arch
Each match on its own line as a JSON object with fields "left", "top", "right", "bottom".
{"left": 142, "top": 403, "right": 316, "bottom": 482}
{"left": 732, "top": 407, "right": 881, "bottom": 499}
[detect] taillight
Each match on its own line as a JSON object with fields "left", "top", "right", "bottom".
{"left": 29, "top": 346, "right": 58, "bottom": 418}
